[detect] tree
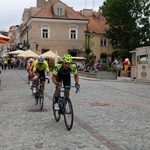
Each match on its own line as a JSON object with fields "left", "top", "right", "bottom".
{"left": 101, "top": 0, "right": 150, "bottom": 52}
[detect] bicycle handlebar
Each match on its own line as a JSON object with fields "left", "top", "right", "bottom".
{"left": 61, "top": 85, "right": 79, "bottom": 93}
{"left": 33, "top": 76, "right": 50, "bottom": 84}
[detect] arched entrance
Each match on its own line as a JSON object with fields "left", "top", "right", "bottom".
{"left": 100, "top": 53, "right": 107, "bottom": 59}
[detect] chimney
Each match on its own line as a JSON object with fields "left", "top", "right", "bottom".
{"left": 37, "top": 0, "right": 47, "bottom": 8}
{"left": 83, "top": 9, "right": 93, "bottom": 17}
{"left": 99, "top": 7, "right": 103, "bottom": 21}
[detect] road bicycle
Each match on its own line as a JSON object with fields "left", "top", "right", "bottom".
{"left": 52, "top": 86, "right": 79, "bottom": 130}
{"left": 32, "top": 77, "right": 49, "bottom": 110}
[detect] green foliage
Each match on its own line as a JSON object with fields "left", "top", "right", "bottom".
{"left": 99, "top": 63, "right": 109, "bottom": 71}
{"left": 85, "top": 53, "right": 96, "bottom": 65}
{"left": 99, "top": 63, "right": 118, "bottom": 72}
{"left": 102, "top": 0, "right": 150, "bottom": 51}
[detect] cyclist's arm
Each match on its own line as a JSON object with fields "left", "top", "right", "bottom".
{"left": 44, "top": 61, "right": 50, "bottom": 77}
{"left": 52, "top": 65, "right": 60, "bottom": 85}
{"left": 52, "top": 64, "right": 62, "bottom": 85}
{"left": 33, "top": 61, "right": 38, "bottom": 76}
{"left": 29, "top": 63, "right": 33, "bottom": 74}
{"left": 71, "top": 63, "right": 79, "bottom": 84}
{"left": 46, "top": 72, "right": 50, "bottom": 77}
{"left": 52, "top": 74, "right": 58, "bottom": 85}
{"left": 74, "top": 74, "right": 79, "bottom": 84}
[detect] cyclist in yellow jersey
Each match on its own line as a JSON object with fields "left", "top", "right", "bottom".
{"left": 52, "top": 54, "right": 80, "bottom": 110}
{"left": 33, "top": 55, "right": 50, "bottom": 95}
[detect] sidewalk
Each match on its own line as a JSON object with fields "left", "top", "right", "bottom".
{"left": 78, "top": 71, "right": 131, "bottom": 82}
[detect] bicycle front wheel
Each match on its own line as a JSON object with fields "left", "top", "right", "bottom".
{"left": 64, "top": 97, "right": 73, "bottom": 130}
{"left": 39, "top": 96, "right": 44, "bottom": 110}
{"left": 52, "top": 95, "right": 61, "bottom": 122}
{"left": 35, "top": 93, "right": 38, "bottom": 105}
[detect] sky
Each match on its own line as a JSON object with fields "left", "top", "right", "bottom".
{"left": 0, "top": 0, "right": 105, "bottom": 31}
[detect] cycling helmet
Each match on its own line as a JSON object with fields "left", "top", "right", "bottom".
{"left": 38, "top": 55, "right": 44, "bottom": 63}
{"left": 29, "top": 58, "right": 34, "bottom": 63}
{"left": 62, "top": 54, "right": 72, "bottom": 63}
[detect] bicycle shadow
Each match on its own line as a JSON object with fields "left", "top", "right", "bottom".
{"left": 27, "top": 108, "right": 49, "bottom": 112}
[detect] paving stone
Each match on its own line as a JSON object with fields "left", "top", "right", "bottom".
{"left": 0, "top": 69, "right": 150, "bottom": 149}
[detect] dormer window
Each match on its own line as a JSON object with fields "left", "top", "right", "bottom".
{"left": 53, "top": 2, "right": 65, "bottom": 16}
{"left": 57, "top": 8, "right": 62, "bottom": 16}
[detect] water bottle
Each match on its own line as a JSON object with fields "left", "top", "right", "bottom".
{"left": 58, "top": 97, "right": 62, "bottom": 107}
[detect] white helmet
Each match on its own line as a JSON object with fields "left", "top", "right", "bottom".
{"left": 29, "top": 58, "right": 34, "bottom": 63}
{"left": 38, "top": 55, "right": 44, "bottom": 63}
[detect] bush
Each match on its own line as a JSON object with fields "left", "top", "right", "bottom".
{"left": 98, "top": 63, "right": 118, "bottom": 72}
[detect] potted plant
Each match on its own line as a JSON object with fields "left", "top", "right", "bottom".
{"left": 96, "top": 62, "right": 118, "bottom": 79}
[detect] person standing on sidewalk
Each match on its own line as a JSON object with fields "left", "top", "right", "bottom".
{"left": 117, "top": 62, "right": 123, "bottom": 76}
{"left": 3, "top": 57, "right": 8, "bottom": 70}
{"left": 124, "top": 58, "right": 130, "bottom": 77}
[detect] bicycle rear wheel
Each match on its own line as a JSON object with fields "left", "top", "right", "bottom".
{"left": 52, "top": 95, "right": 61, "bottom": 122}
{"left": 64, "top": 97, "right": 73, "bottom": 130}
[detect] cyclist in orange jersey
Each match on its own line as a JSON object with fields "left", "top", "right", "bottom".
{"left": 28, "top": 58, "right": 34, "bottom": 87}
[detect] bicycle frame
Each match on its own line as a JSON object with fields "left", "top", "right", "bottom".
{"left": 59, "top": 86, "right": 77, "bottom": 108}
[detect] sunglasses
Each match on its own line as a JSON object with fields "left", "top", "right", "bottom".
{"left": 64, "top": 62, "right": 70, "bottom": 65}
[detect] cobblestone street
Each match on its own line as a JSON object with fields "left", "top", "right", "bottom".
{"left": 0, "top": 69, "right": 150, "bottom": 150}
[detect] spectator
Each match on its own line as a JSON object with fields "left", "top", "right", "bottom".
{"left": 3, "top": 57, "right": 8, "bottom": 70}
{"left": 124, "top": 58, "right": 130, "bottom": 77}
{"left": 117, "top": 62, "right": 123, "bottom": 76}
{"left": 114, "top": 57, "right": 118, "bottom": 66}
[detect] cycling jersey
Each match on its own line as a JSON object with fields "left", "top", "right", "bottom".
{"left": 53, "top": 61, "right": 78, "bottom": 87}
{"left": 33, "top": 60, "right": 50, "bottom": 73}
{"left": 53, "top": 62, "right": 78, "bottom": 75}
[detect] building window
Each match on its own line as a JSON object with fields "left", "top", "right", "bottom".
{"left": 71, "top": 30, "right": 76, "bottom": 39}
{"left": 40, "top": 24, "right": 50, "bottom": 39}
{"left": 57, "top": 8, "right": 62, "bottom": 16}
{"left": 42, "top": 29, "right": 48, "bottom": 38}
{"left": 100, "top": 38, "right": 107, "bottom": 46}
{"left": 69, "top": 25, "right": 78, "bottom": 40}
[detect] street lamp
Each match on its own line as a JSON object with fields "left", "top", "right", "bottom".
{"left": 84, "top": 30, "right": 95, "bottom": 61}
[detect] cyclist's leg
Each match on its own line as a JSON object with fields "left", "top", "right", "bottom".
{"left": 39, "top": 70, "right": 46, "bottom": 95}
{"left": 29, "top": 72, "right": 33, "bottom": 86}
{"left": 53, "top": 75, "right": 62, "bottom": 110}
{"left": 26, "top": 67, "right": 30, "bottom": 84}
{"left": 54, "top": 74, "right": 63, "bottom": 101}
{"left": 34, "top": 72, "right": 40, "bottom": 90}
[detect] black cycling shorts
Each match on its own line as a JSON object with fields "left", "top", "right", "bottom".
{"left": 35, "top": 69, "right": 46, "bottom": 82}
{"left": 56, "top": 72, "right": 71, "bottom": 88}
